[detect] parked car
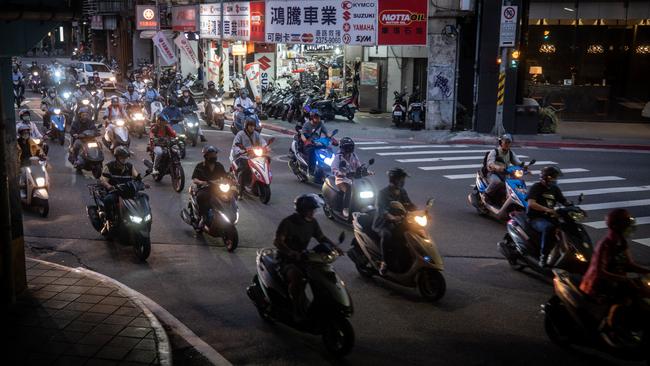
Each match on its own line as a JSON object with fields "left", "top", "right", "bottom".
{"left": 74, "top": 62, "right": 117, "bottom": 89}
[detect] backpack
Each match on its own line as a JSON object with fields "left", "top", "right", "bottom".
{"left": 481, "top": 149, "right": 514, "bottom": 176}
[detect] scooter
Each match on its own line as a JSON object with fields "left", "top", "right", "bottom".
{"left": 127, "top": 103, "right": 146, "bottom": 138}
{"left": 246, "top": 234, "right": 355, "bottom": 357}
{"left": 86, "top": 179, "right": 152, "bottom": 261}
{"left": 203, "top": 90, "right": 226, "bottom": 129}
{"left": 347, "top": 198, "right": 446, "bottom": 302}
{"left": 29, "top": 71, "right": 42, "bottom": 93}
{"left": 46, "top": 106, "right": 66, "bottom": 146}
{"left": 103, "top": 118, "right": 130, "bottom": 154}
{"left": 288, "top": 127, "right": 338, "bottom": 185}
{"left": 180, "top": 177, "right": 239, "bottom": 251}
{"left": 542, "top": 269, "right": 650, "bottom": 364}
{"left": 498, "top": 197, "right": 593, "bottom": 275}
{"left": 322, "top": 158, "right": 376, "bottom": 224}
{"left": 468, "top": 160, "right": 536, "bottom": 221}
{"left": 392, "top": 90, "right": 407, "bottom": 126}
{"left": 229, "top": 138, "right": 276, "bottom": 204}
{"left": 144, "top": 137, "right": 185, "bottom": 193}
{"left": 21, "top": 156, "right": 50, "bottom": 217}
{"left": 181, "top": 106, "right": 200, "bottom": 147}
{"left": 70, "top": 130, "right": 104, "bottom": 179}
{"left": 230, "top": 106, "right": 261, "bottom": 135}
{"left": 406, "top": 91, "right": 425, "bottom": 130}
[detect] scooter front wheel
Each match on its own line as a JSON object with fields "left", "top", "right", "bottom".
{"left": 322, "top": 316, "right": 355, "bottom": 357}
{"left": 257, "top": 184, "right": 271, "bottom": 204}
{"left": 131, "top": 232, "right": 151, "bottom": 262}
{"left": 224, "top": 227, "right": 239, "bottom": 252}
{"left": 416, "top": 269, "right": 446, "bottom": 302}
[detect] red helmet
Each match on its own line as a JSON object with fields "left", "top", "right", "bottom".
{"left": 606, "top": 209, "right": 634, "bottom": 233}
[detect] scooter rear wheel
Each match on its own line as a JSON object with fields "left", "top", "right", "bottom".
{"left": 416, "top": 269, "right": 446, "bottom": 302}
{"left": 322, "top": 316, "right": 355, "bottom": 357}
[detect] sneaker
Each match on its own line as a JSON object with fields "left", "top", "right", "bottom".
{"left": 151, "top": 169, "right": 159, "bottom": 175}
{"left": 379, "top": 261, "right": 388, "bottom": 275}
{"left": 342, "top": 208, "right": 349, "bottom": 218}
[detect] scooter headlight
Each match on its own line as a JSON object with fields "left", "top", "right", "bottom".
{"left": 53, "top": 108, "right": 61, "bottom": 114}
{"left": 115, "top": 119, "right": 125, "bottom": 127}
{"left": 319, "top": 153, "right": 334, "bottom": 166}
{"left": 33, "top": 71, "right": 39, "bottom": 76}
{"left": 32, "top": 139, "right": 41, "bottom": 145}
{"left": 133, "top": 113, "right": 144, "bottom": 120}
{"left": 54, "top": 71, "right": 61, "bottom": 77}
{"left": 414, "top": 215, "right": 428, "bottom": 227}
{"left": 513, "top": 170, "right": 524, "bottom": 179}
{"left": 63, "top": 92, "right": 71, "bottom": 99}
{"left": 144, "top": 214, "right": 152, "bottom": 222}
{"left": 568, "top": 211, "right": 585, "bottom": 222}
{"left": 210, "top": 98, "right": 217, "bottom": 103}
{"left": 82, "top": 99, "right": 90, "bottom": 105}
{"left": 219, "top": 183, "right": 231, "bottom": 193}
{"left": 359, "top": 191, "right": 374, "bottom": 199}
{"left": 87, "top": 142, "right": 98, "bottom": 148}
{"left": 110, "top": 77, "right": 116, "bottom": 82}
{"left": 253, "top": 148, "right": 263, "bottom": 157}
{"left": 35, "top": 177, "right": 46, "bottom": 187}
{"left": 574, "top": 252, "right": 587, "bottom": 262}
{"left": 129, "top": 215, "right": 143, "bottom": 224}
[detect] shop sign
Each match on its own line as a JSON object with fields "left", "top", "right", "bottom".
{"left": 250, "top": 1, "right": 266, "bottom": 42}
{"left": 255, "top": 52, "right": 275, "bottom": 89}
{"left": 174, "top": 35, "right": 199, "bottom": 67}
{"left": 200, "top": 4, "right": 222, "bottom": 39}
{"left": 153, "top": 31, "right": 177, "bottom": 66}
{"left": 377, "top": 0, "right": 428, "bottom": 45}
{"left": 136, "top": 5, "right": 159, "bottom": 30}
{"left": 244, "top": 62, "right": 262, "bottom": 101}
{"left": 232, "top": 44, "right": 247, "bottom": 56}
{"left": 340, "top": 0, "right": 376, "bottom": 45}
{"left": 172, "top": 5, "right": 198, "bottom": 32}
{"left": 223, "top": 2, "right": 251, "bottom": 41}
{"left": 90, "top": 15, "right": 103, "bottom": 30}
{"left": 265, "top": 0, "right": 342, "bottom": 44}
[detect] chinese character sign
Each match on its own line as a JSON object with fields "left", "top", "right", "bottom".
{"left": 172, "top": 5, "right": 199, "bottom": 32}
{"left": 265, "top": 0, "right": 342, "bottom": 44}
{"left": 223, "top": 2, "right": 251, "bottom": 41}
{"left": 340, "top": 1, "right": 376, "bottom": 46}
{"left": 250, "top": 1, "right": 266, "bottom": 42}
{"left": 200, "top": 4, "right": 222, "bottom": 39}
{"left": 377, "top": 0, "right": 428, "bottom": 45}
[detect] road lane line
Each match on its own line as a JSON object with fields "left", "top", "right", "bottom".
{"left": 580, "top": 199, "right": 650, "bottom": 211}
{"left": 399, "top": 155, "right": 529, "bottom": 163}
{"left": 354, "top": 141, "right": 387, "bottom": 145}
{"left": 443, "top": 168, "right": 588, "bottom": 180}
{"left": 585, "top": 216, "right": 650, "bottom": 229}
{"left": 419, "top": 160, "right": 557, "bottom": 171}
{"left": 378, "top": 149, "right": 499, "bottom": 156}
{"left": 563, "top": 185, "right": 650, "bottom": 197}
{"left": 360, "top": 144, "right": 468, "bottom": 150}
{"left": 634, "top": 238, "right": 650, "bottom": 247}
{"left": 554, "top": 176, "right": 625, "bottom": 184}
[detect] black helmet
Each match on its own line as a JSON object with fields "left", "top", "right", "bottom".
{"left": 202, "top": 145, "right": 219, "bottom": 158}
{"left": 114, "top": 146, "right": 130, "bottom": 159}
{"left": 207, "top": 81, "right": 215, "bottom": 88}
{"left": 181, "top": 86, "right": 189, "bottom": 92}
{"left": 606, "top": 209, "right": 635, "bottom": 233}
{"left": 339, "top": 137, "right": 355, "bottom": 154}
{"left": 498, "top": 133, "right": 513, "bottom": 145}
{"left": 540, "top": 166, "right": 563, "bottom": 180}
{"left": 387, "top": 167, "right": 409, "bottom": 181}
{"left": 294, "top": 193, "right": 323, "bottom": 214}
{"left": 127, "top": 83, "right": 134, "bottom": 90}
{"left": 78, "top": 106, "right": 91, "bottom": 115}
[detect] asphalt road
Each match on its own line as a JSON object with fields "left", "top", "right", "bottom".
{"left": 19, "top": 91, "right": 650, "bottom": 366}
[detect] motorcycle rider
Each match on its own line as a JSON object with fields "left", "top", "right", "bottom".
{"left": 16, "top": 124, "right": 45, "bottom": 169}
{"left": 274, "top": 193, "right": 341, "bottom": 320}
{"left": 103, "top": 96, "right": 129, "bottom": 142}
{"left": 17, "top": 110, "right": 43, "bottom": 140}
{"left": 28, "top": 60, "right": 41, "bottom": 75}
{"left": 99, "top": 146, "right": 142, "bottom": 233}
{"left": 580, "top": 209, "right": 650, "bottom": 345}
{"left": 41, "top": 88, "right": 67, "bottom": 129}
{"left": 12, "top": 64, "right": 25, "bottom": 101}
{"left": 204, "top": 81, "right": 220, "bottom": 118}
{"left": 233, "top": 89, "right": 256, "bottom": 130}
{"left": 133, "top": 75, "right": 146, "bottom": 92}
{"left": 177, "top": 87, "right": 206, "bottom": 142}
{"left": 122, "top": 83, "right": 142, "bottom": 112}
{"left": 69, "top": 107, "right": 98, "bottom": 166}
{"left": 231, "top": 117, "right": 266, "bottom": 194}
{"left": 143, "top": 82, "right": 162, "bottom": 115}
{"left": 191, "top": 145, "right": 228, "bottom": 228}
{"left": 373, "top": 168, "right": 416, "bottom": 274}
{"left": 300, "top": 110, "right": 333, "bottom": 174}
{"left": 484, "top": 133, "right": 522, "bottom": 205}
{"left": 73, "top": 83, "right": 93, "bottom": 105}
{"left": 526, "top": 166, "right": 570, "bottom": 268}
{"left": 149, "top": 115, "right": 177, "bottom": 175}
{"left": 331, "top": 137, "right": 363, "bottom": 218}
{"left": 90, "top": 71, "right": 102, "bottom": 86}
{"left": 161, "top": 97, "right": 184, "bottom": 124}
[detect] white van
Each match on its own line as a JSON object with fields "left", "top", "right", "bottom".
{"left": 74, "top": 62, "right": 117, "bottom": 89}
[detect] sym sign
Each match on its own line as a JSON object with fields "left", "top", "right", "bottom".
{"left": 136, "top": 5, "right": 159, "bottom": 30}
{"left": 172, "top": 5, "right": 198, "bottom": 32}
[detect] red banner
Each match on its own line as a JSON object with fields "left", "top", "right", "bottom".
{"left": 377, "top": 0, "right": 428, "bottom": 45}
{"left": 249, "top": 1, "right": 265, "bottom": 43}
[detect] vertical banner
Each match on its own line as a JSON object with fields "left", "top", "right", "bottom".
{"left": 340, "top": 0, "right": 376, "bottom": 46}
{"left": 244, "top": 62, "right": 262, "bottom": 101}
{"left": 153, "top": 31, "right": 177, "bottom": 65}
{"left": 200, "top": 4, "right": 222, "bottom": 39}
{"left": 250, "top": 1, "right": 266, "bottom": 42}
{"left": 254, "top": 52, "right": 275, "bottom": 90}
{"left": 172, "top": 5, "right": 199, "bottom": 32}
{"left": 174, "top": 35, "right": 199, "bottom": 67}
{"left": 377, "top": 0, "right": 427, "bottom": 45}
{"left": 223, "top": 2, "right": 251, "bottom": 41}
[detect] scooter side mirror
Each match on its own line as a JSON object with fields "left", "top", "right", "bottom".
{"left": 267, "top": 137, "right": 276, "bottom": 145}
{"left": 338, "top": 231, "right": 345, "bottom": 244}
{"left": 425, "top": 198, "right": 435, "bottom": 209}
{"left": 331, "top": 129, "right": 339, "bottom": 136}
{"left": 529, "top": 159, "right": 537, "bottom": 165}
{"left": 368, "top": 158, "right": 375, "bottom": 166}
{"left": 577, "top": 193, "right": 584, "bottom": 205}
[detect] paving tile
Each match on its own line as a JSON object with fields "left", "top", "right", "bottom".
{"left": 52, "top": 309, "right": 83, "bottom": 321}
{"left": 103, "top": 315, "right": 135, "bottom": 326}
{"left": 133, "top": 339, "right": 156, "bottom": 351}
{"left": 65, "top": 285, "right": 92, "bottom": 294}
{"left": 85, "top": 286, "right": 115, "bottom": 296}
{"left": 75, "top": 278, "right": 101, "bottom": 287}
{"left": 76, "top": 294, "right": 106, "bottom": 304}
{"left": 91, "top": 323, "right": 126, "bottom": 336}
{"left": 88, "top": 303, "right": 119, "bottom": 315}
{"left": 43, "top": 299, "right": 71, "bottom": 310}
{"left": 51, "top": 330, "right": 87, "bottom": 343}
{"left": 77, "top": 312, "right": 109, "bottom": 323}
{"left": 31, "top": 276, "right": 57, "bottom": 285}
{"left": 26, "top": 351, "right": 58, "bottom": 365}
{"left": 118, "top": 327, "right": 151, "bottom": 339}
{"left": 65, "top": 320, "right": 97, "bottom": 333}
{"left": 124, "top": 348, "right": 156, "bottom": 364}
{"left": 52, "top": 277, "right": 81, "bottom": 286}
{"left": 41, "top": 316, "right": 73, "bottom": 329}
{"left": 63, "top": 271, "right": 85, "bottom": 279}
{"left": 53, "top": 355, "right": 87, "bottom": 366}
{"left": 64, "top": 302, "right": 94, "bottom": 312}
{"left": 42, "top": 269, "right": 68, "bottom": 277}
{"left": 85, "top": 359, "right": 118, "bottom": 366}
{"left": 40, "top": 341, "right": 71, "bottom": 355}
{"left": 100, "top": 296, "right": 128, "bottom": 307}
{"left": 42, "top": 284, "right": 71, "bottom": 293}
{"left": 128, "top": 317, "right": 150, "bottom": 328}
{"left": 27, "top": 268, "right": 48, "bottom": 276}
{"left": 119, "top": 361, "right": 150, "bottom": 366}
{"left": 62, "top": 343, "right": 102, "bottom": 357}
{"left": 32, "top": 290, "right": 58, "bottom": 300}
{"left": 95, "top": 346, "right": 132, "bottom": 361}
{"left": 52, "top": 292, "right": 81, "bottom": 302}
{"left": 107, "top": 336, "right": 140, "bottom": 349}
{"left": 77, "top": 333, "right": 112, "bottom": 347}
{"left": 113, "top": 306, "right": 142, "bottom": 317}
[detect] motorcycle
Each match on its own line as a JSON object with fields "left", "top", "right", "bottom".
{"left": 70, "top": 130, "right": 104, "bottom": 179}
{"left": 322, "top": 158, "right": 376, "bottom": 224}
{"left": 288, "top": 126, "right": 338, "bottom": 185}
{"left": 231, "top": 106, "right": 261, "bottom": 135}
{"left": 90, "top": 89, "right": 105, "bottom": 122}
{"left": 392, "top": 90, "right": 407, "bottom": 126}
{"left": 543, "top": 269, "right": 650, "bottom": 364}
{"left": 498, "top": 197, "right": 593, "bottom": 275}
{"left": 103, "top": 118, "right": 130, "bottom": 154}
{"left": 246, "top": 234, "right": 355, "bottom": 357}
{"left": 313, "top": 90, "right": 356, "bottom": 122}
{"left": 347, "top": 198, "right": 446, "bottom": 302}
{"left": 21, "top": 156, "right": 50, "bottom": 217}
{"left": 86, "top": 179, "right": 152, "bottom": 261}
{"left": 180, "top": 177, "right": 239, "bottom": 251}
{"left": 29, "top": 71, "right": 42, "bottom": 93}
{"left": 229, "top": 138, "right": 276, "bottom": 204}
{"left": 203, "top": 90, "right": 226, "bottom": 129}
{"left": 407, "top": 91, "right": 426, "bottom": 130}
{"left": 126, "top": 102, "right": 147, "bottom": 138}
{"left": 144, "top": 137, "right": 185, "bottom": 193}
{"left": 468, "top": 160, "right": 536, "bottom": 221}
{"left": 45, "top": 106, "right": 66, "bottom": 146}
{"left": 181, "top": 105, "right": 200, "bottom": 147}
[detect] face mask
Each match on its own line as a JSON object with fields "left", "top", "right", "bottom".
{"left": 206, "top": 157, "right": 217, "bottom": 164}
{"left": 623, "top": 224, "right": 636, "bottom": 238}
{"left": 49, "top": 93, "right": 55, "bottom": 98}
{"left": 20, "top": 133, "right": 30, "bottom": 139}
{"left": 21, "top": 116, "right": 30, "bottom": 122}
{"left": 397, "top": 180, "right": 405, "bottom": 189}
{"left": 117, "top": 158, "right": 127, "bottom": 166}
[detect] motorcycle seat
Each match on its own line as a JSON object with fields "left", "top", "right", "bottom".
{"left": 356, "top": 213, "right": 381, "bottom": 243}
{"left": 325, "top": 176, "right": 338, "bottom": 192}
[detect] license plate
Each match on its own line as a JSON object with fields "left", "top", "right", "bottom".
{"left": 393, "top": 111, "right": 402, "bottom": 116}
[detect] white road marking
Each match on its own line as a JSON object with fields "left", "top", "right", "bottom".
{"left": 398, "top": 155, "right": 486, "bottom": 163}
{"left": 559, "top": 147, "right": 650, "bottom": 154}
{"left": 359, "top": 144, "right": 468, "bottom": 150}
{"left": 443, "top": 168, "right": 588, "bottom": 180}
{"left": 354, "top": 141, "right": 387, "bottom": 145}
{"left": 585, "top": 216, "right": 650, "bottom": 229}
{"left": 564, "top": 186, "right": 650, "bottom": 197}
{"left": 554, "top": 176, "right": 625, "bottom": 184}
{"left": 418, "top": 160, "right": 557, "bottom": 171}
{"left": 634, "top": 238, "right": 650, "bottom": 247}
{"left": 580, "top": 199, "right": 650, "bottom": 211}
{"left": 378, "top": 149, "right": 497, "bottom": 156}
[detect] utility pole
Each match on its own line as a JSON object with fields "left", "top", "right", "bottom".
{"left": 493, "top": 1, "right": 518, "bottom": 136}
{"left": 154, "top": 0, "right": 160, "bottom": 87}
{"left": 218, "top": 0, "right": 224, "bottom": 89}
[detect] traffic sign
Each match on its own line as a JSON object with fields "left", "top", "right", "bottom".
{"left": 499, "top": 5, "right": 518, "bottom": 47}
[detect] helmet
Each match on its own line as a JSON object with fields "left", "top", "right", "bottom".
{"left": 127, "top": 83, "right": 134, "bottom": 90}
{"left": 114, "top": 146, "right": 130, "bottom": 159}
{"left": 606, "top": 209, "right": 635, "bottom": 233}
{"left": 17, "top": 124, "right": 31, "bottom": 133}
{"left": 110, "top": 96, "right": 119, "bottom": 103}
{"left": 19, "top": 109, "right": 31, "bottom": 119}
{"left": 498, "top": 133, "right": 513, "bottom": 145}
{"left": 181, "top": 86, "right": 189, "bottom": 92}
{"left": 240, "top": 89, "right": 248, "bottom": 97}
{"left": 387, "top": 167, "right": 409, "bottom": 181}
{"left": 202, "top": 145, "right": 219, "bottom": 158}
{"left": 339, "top": 137, "right": 354, "bottom": 154}
{"left": 244, "top": 117, "right": 257, "bottom": 129}
{"left": 207, "top": 81, "right": 215, "bottom": 88}
{"left": 78, "top": 82, "right": 87, "bottom": 88}
{"left": 294, "top": 193, "right": 323, "bottom": 214}
{"left": 540, "top": 166, "right": 563, "bottom": 180}
{"left": 78, "top": 106, "right": 91, "bottom": 115}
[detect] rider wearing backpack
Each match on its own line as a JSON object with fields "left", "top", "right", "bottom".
{"left": 482, "top": 134, "right": 522, "bottom": 204}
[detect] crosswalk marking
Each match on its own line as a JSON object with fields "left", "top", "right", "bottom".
{"left": 564, "top": 185, "right": 650, "bottom": 197}
{"left": 377, "top": 149, "right": 498, "bottom": 156}
{"left": 634, "top": 238, "right": 650, "bottom": 247}
{"left": 419, "top": 160, "right": 557, "bottom": 171}
{"left": 554, "top": 176, "right": 625, "bottom": 184}
{"left": 355, "top": 141, "right": 387, "bottom": 145}
{"left": 359, "top": 144, "right": 468, "bottom": 150}
{"left": 399, "top": 155, "right": 529, "bottom": 163}
{"left": 443, "top": 168, "right": 588, "bottom": 180}
{"left": 585, "top": 216, "right": 650, "bottom": 229}
{"left": 580, "top": 199, "right": 650, "bottom": 211}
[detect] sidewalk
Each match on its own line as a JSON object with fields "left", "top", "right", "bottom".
{"left": 5, "top": 258, "right": 171, "bottom": 366}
